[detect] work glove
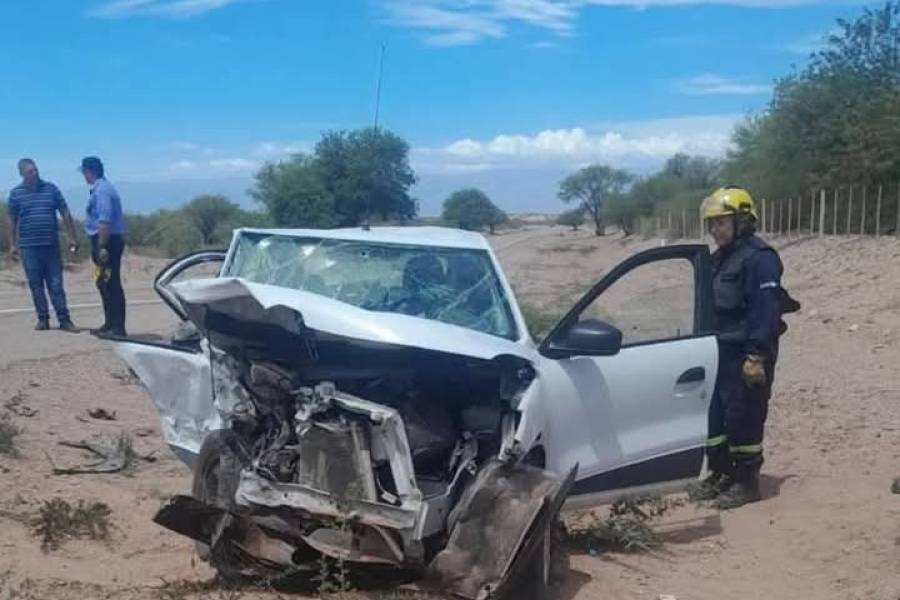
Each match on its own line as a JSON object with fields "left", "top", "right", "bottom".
{"left": 97, "top": 247, "right": 110, "bottom": 265}
{"left": 94, "top": 265, "right": 110, "bottom": 285}
{"left": 742, "top": 354, "right": 767, "bottom": 387}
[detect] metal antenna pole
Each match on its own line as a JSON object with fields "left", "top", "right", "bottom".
{"left": 373, "top": 43, "right": 386, "bottom": 130}
{"left": 364, "top": 44, "right": 386, "bottom": 231}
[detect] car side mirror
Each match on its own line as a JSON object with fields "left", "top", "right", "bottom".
{"left": 541, "top": 318, "right": 623, "bottom": 359}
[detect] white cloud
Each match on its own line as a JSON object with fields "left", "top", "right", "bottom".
{"left": 90, "top": 0, "right": 245, "bottom": 18}
{"left": 385, "top": 3, "right": 506, "bottom": 46}
{"left": 165, "top": 156, "right": 259, "bottom": 177}
{"left": 171, "top": 159, "right": 197, "bottom": 170}
{"left": 209, "top": 157, "right": 259, "bottom": 171}
{"left": 252, "top": 141, "right": 309, "bottom": 158}
{"left": 784, "top": 28, "right": 837, "bottom": 55}
{"left": 385, "top": 0, "right": 828, "bottom": 46}
{"left": 414, "top": 114, "right": 739, "bottom": 174}
{"left": 675, "top": 74, "right": 771, "bottom": 95}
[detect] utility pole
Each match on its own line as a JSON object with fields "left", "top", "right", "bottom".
{"left": 364, "top": 44, "right": 386, "bottom": 231}
{"left": 373, "top": 43, "right": 386, "bottom": 131}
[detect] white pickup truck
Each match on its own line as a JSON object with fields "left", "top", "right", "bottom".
{"left": 113, "top": 226, "right": 717, "bottom": 599}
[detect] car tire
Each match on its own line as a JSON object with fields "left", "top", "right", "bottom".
{"left": 191, "top": 429, "right": 247, "bottom": 578}
{"left": 513, "top": 518, "right": 568, "bottom": 600}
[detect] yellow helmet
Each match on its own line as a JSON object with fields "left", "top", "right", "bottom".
{"left": 701, "top": 187, "right": 758, "bottom": 221}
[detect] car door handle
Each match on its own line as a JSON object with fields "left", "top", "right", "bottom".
{"left": 676, "top": 367, "right": 706, "bottom": 385}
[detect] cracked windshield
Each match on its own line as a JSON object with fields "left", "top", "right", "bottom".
{"left": 225, "top": 232, "right": 517, "bottom": 339}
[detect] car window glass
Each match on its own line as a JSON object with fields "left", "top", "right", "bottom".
{"left": 225, "top": 233, "right": 518, "bottom": 340}
{"left": 579, "top": 257, "right": 695, "bottom": 345}
{"left": 167, "top": 259, "right": 222, "bottom": 285}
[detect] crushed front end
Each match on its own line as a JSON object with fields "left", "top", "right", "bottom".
{"left": 132, "top": 278, "right": 572, "bottom": 598}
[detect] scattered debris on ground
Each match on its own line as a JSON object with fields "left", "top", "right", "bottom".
{"left": 87, "top": 408, "right": 117, "bottom": 421}
{"left": 0, "top": 414, "right": 22, "bottom": 457}
{"left": 110, "top": 369, "right": 141, "bottom": 386}
{"left": 567, "top": 495, "right": 685, "bottom": 553}
{"left": 32, "top": 497, "right": 112, "bottom": 552}
{"left": 4, "top": 392, "right": 37, "bottom": 418}
{"left": 48, "top": 433, "right": 155, "bottom": 475}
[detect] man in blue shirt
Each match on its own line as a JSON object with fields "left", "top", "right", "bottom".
{"left": 80, "top": 156, "right": 127, "bottom": 338}
{"left": 6, "top": 158, "right": 79, "bottom": 331}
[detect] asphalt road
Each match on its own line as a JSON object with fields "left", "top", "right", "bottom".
{"left": 0, "top": 277, "right": 176, "bottom": 368}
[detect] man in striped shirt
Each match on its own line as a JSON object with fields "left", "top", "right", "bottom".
{"left": 6, "top": 158, "right": 79, "bottom": 331}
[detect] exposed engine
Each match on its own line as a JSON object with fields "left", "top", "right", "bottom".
{"left": 202, "top": 333, "right": 536, "bottom": 567}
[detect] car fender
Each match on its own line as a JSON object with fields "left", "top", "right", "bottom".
{"left": 510, "top": 376, "right": 552, "bottom": 468}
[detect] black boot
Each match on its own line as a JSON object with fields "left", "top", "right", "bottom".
{"left": 58, "top": 319, "right": 79, "bottom": 333}
{"left": 716, "top": 465, "right": 761, "bottom": 510}
{"left": 688, "top": 471, "right": 734, "bottom": 501}
{"left": 35, "top": 319, "right": 50, "bottom": 331}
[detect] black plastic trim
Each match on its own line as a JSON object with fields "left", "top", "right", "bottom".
{"left": 569, "top": 447, "right": 704, "bottom": 496}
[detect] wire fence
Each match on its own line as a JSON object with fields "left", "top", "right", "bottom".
{"left": 636, "top": 182, "right": 900, "bottom": 240}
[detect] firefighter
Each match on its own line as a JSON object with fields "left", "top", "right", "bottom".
{"left": 689, "top": 186, "right": 798, "bottom": 509}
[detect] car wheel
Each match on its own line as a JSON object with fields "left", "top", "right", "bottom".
{"left": 513, "top": 519, "right": 568, "bottom": 600}
{"left": 191, "top": 429, "right": 247, "bottom": 579}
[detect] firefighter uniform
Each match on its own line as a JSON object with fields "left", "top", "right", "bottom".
{"left": 690, "top": 187, "right": 798, "bottom": 509}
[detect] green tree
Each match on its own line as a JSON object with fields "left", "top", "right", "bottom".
{"left": 315, "top": 128, "right": 417, "bottom": 226}
{"left": 724, "top": 2, "right": 900, "bottom": 193}
{"left": 559, "top": 165, "right": 632, "bottom": 236}
{"left": 150, "top": 209, "right": 204, "bottom": 257}
{"left": 124, "top": 213, "right": 162, "bottom": 248}
{"left": 251, "top": 156, "right": 334, "bottom": 228}
{"left": 603, "top": 193, "right": 638, "bottom": 236}
{"left": 442, "top": 188, "right": 508, "bottom": 233}
{"left": 557, "top": 208, "right": 585, "bottom": 231}
{"left": 183, "top": 195, "right": 241, "bottom": 245}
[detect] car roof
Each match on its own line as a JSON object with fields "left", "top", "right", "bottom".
{"left": 235, "top": 226, "right": 493, "bottom": 250}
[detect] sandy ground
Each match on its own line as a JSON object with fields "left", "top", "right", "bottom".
{"left": 1, "top": 227, "right": 899, "bottom": 599}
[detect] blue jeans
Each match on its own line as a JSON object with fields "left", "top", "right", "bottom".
{"left": 20, "top": 245, "right": 70, "bottom": 322}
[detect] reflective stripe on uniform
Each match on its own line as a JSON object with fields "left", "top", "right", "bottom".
{"left": 760, "top": 281, "right": 779, "bottom": 289}
{"left": 706, "top": 434, "right": 728, "bottom": 447}
{"left": 730, "top": 444, "right": 763, "bottom": 454}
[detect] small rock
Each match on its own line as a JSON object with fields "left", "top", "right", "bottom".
{"left": 659, "top": 595, "right": 678, "bottom": 600}
{"left": 822, "top": 318, "right": 832, "bottom": 324}
{"left": 808, "top": 309, "right": 819, "bottom": 318}
{"left": 848, "top": 324, "right": 859, "bottom": 333}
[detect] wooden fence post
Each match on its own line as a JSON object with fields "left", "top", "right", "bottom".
{"left": 778, "top": 199, "right": 784, "bottom": 235}
{"left": 876, "top": 185, "right": 883, "bottom": 236}
{"left": 770, "top": 199, "right": 775, "bottom": 233}
{"left": 861, "top": 186, "right": 867, "bottom": 235}
{"left": 787, "top": 197, "right": 793, "bottom": 236}
{"left": 681, "top": 209, "right": 686, "bottom": 239}
{"left": 833, "top": 189, "right": 839, "bottom": 235}
{"left": 896, "top": 182, "right": 900, "bottom": 237}
{"left": 847, "top": 185, "right": 854, "bottom": 236}
{"left": 761, "top": 199, "right": 766, "bottom": 234}
{"left": 809, "top": 190, "right": 814, "bottom": 235}
{"left": 818, "top": 189, "right": 826, "bottom": 236}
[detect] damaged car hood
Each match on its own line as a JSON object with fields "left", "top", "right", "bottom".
{"left": 170, "top": 276, "right": 536, "bottom": 362}
{"left": 114, "top": 276, "right": 537, "bottom": 461}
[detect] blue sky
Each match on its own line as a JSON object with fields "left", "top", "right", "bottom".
{"left": 0, "top": 0, "right": 870, "bottom": 215}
